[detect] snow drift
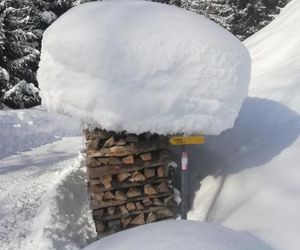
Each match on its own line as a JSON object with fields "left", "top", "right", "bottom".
{"left": 84, "top": 220, "right": 271, "bottom": 250}
{"left": 38, "top": 0, "right": 250, "bottom": 135}
{"left": 244, "top": 0, "right": 300, "bottom": 113}
{"left": 188, "top": 1, "right": 300, "bottom": 250}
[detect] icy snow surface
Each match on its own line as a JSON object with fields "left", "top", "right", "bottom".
{"left": 0, "top": 107, "right": 80, "bottom": 159}
{"left": 188, "top": 1, "right": 300, "bottom": 250}
{"left": 84, "top": 220, "right": 271, "bottom": 250}
{"left": 38, "top": 0, "right": 250, "bottom": 135}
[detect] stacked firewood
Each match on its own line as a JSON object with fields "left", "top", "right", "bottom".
{"left": 84, "top": 129, "right": 177, "bottom": 236}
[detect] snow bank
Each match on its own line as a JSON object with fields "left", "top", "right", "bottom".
{"left": 188, "top": 1, "right": 300, "bottom": 250}
{"left": 38, "top": 0, "right": 250, "bottom": 135}
{"left": 84, "top": 220, "right": 271, "bottom": 250}
{"left": 0, "top": 138, "right": 95, "bottom": 249}
{"left": 244, "top": 0, "right": 300, "bottom": 112}
{"left": 0, "top": 107, "right": 80, "bottom": 159}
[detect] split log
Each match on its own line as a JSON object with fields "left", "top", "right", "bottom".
{"left": 89, "top": 179, "right": 101, "bottom": 186}
{"left": 122, "top": 155, "right": 134, "bottom": 164}
{"left": 115, "top": 190, "right": 127, "bottom": 201}
{"left": 91, "top": 157, "right": 109, "bottom": 166}
{"left": 100, "top": 175, "right": 112, "bottom": 189}
{"left": 116, "top": 139, "right": 126, "bottom": 146}
{"left": 146, "top": 212, "right": 156, "bottom": 224}
{"left": 135, "top": 202, "right": 144, "bottom": 210}
{"left": 95, "top": 222, "right": 106, "bottom": 233}
{"left": 126, "top": 202, "right": 136, "bottom": 211}
{"left": 98, "top": 177, "right": 168, "bottom": 192}
{"left": 127, "top": 187, "right": 142, "bottom": 198}
{"left": 118, "top": 205, "right": 129, "bottom": 216}
{"left": 152, "top": 198, "right": 163, "bottom": 206}
{"left": 139, "top": 152, "right": 152, "bottom": 161}
{"left": 103, "top": 137, "right": 116, "bottom": 147}
{"left": 89, "top": 184, "right": 101, "bottom": 193}
{"left": 130, "top": 214, "right": 145, "bottom": 225}
{"left": 156, "top": 208, "right": 174, "bottom": 220}
{"left": 156, "top": 182, "right": 169, "bottom": 193}
{"left": 108, "top": 157, "right": 122, "bottom": 165}
{"left": 142, "top": 198, "right": 152, "bottom": 207}
{"left": 89, "top": 158, "right": 103, "bottom": 167}
{"left": 92, "top": 193, "right": 103, "bottom": 201}
{"left": 88, "top": 137, "right": 100, "bottom": 150}
{"left": 129, "top": 171, "right": 146, "bottom": 182}
{"left": 144, "top": 168, "right": 156, "bottom": 179}
{"left": 103, "top": 191, "right": 114, "bottom": 200}
{"left": 117, "top": 173, "right": 131, "bottom": 182}
{"left": 105, "top": 145, "right": 135, "bottom": 157}
{"left": 144, "top": 184, "right": 157, "bottom": 195}
{"left": 88, "top": 160, "right": 164, "bottom": 179}
{"left": 107, "top": 206, "right": 116, "bottom": 216}
{"left": 121, "top": 217, "right": 132, "bottom": 229}
{"left": 91, "top": 193, "right": 171, "bottom": 209}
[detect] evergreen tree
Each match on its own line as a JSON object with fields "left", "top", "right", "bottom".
{"left": 181, "top": 0, "right": 289, "bottom": 40}
{"left": 0, "top": 0, "right": 76, "bottom": 109}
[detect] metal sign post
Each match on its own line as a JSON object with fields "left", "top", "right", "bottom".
{"left": 181, "top": 145, "right": 188, "bottom": 219}
{"left": 169, "top": 135, "right": 205, "bottom": 220}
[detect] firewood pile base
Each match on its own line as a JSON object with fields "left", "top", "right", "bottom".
{"left": 84, "top": 129, "right": 178, "bottom": 236}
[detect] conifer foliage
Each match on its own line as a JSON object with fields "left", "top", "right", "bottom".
{"left": 180, "top": 0, "right": 290, "bottom": 40}
{"left": 0, "top": 0, "right": 77, "bottom": 108}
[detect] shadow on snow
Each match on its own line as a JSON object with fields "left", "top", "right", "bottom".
{"left": 171, "top": 97, "right": 300, "bottom": 212}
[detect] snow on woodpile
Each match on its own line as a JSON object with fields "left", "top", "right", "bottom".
{"left": 38, "top": 0, "right": 251, "bottom": 135}
{"left": 83, "top": 220, "right": 271, "bottom": 250}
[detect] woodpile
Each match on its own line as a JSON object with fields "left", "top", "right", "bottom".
{"left": 84, "top": 129, "right": 177, "bottom": 236}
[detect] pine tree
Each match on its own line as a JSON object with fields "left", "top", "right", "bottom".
{"left": 0, "top": 0, "right": 76, "bottom": 109}
{"left": 181, "top": 0, "right": 289, "bottom": 40}
{"left": 0, "top": 1, "right": 40, "bottom": 108}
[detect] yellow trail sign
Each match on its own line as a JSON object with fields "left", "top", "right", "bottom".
{"left": 169, "top": 136, "right": 205, "bottom": 145}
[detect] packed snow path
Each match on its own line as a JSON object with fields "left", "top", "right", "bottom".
{"left": 0, "top": 137, "right": 96, "bottom": 250}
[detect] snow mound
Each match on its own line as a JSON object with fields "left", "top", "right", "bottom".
{"left": 188, "top": 1, "right": 300, "bottom": 250}
{"left": 84, "top": 220, "right": 271, "bottom": 250}
{"left": 38, "top": 0, "right": 250, "bottom": 135}
{"left": 244, "top": 0, "right": 300, "bottom": 112}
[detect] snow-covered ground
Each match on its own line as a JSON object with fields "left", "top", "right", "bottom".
{"left": 0, "top": 107, "right": 80, "bottom": 159}
{"left": 0, "top": 0, "right": 299, "bottom": 249}
{"left": 84, "top": 220, "right": 272, "bottom": 250}
{"left": 189, "top": 1, "right": 300, "bottom": 250}
{"left": 0, "top": 137, "right": 96, "bottom": 250}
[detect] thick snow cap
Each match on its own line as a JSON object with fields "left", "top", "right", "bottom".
{"left": 83, "top": 221, "right": 271, "bottom": 250}
{"left": 38, "top": 0, "right": 250, "bottom": 135}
